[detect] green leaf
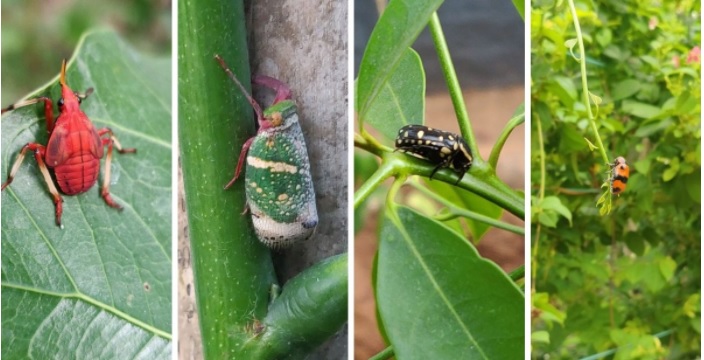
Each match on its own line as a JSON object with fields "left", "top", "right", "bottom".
{"left": 363, "top": 48, "right": 425, "bottom": 141}
{"left": 540, "top": 196, "right": 572, "bottom": 226}
{"left": 611, "top": 79, "right": 641, "bottom": 101}
{"left": 377, "top": 207, "right": 523, "bottom": 359}
{"left": 621, "top": 100, "right": 661, "bottom": 119}
{"left": 658, "top": 256, "right": 677, "bottom": 282}
{"left": 1, "top": 30, "right": 171, "bottom": 358}
{"left": 356, "top": 0, "right": 443, "bottom": 118}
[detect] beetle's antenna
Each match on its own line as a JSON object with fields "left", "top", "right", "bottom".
{"left": 214, "top": 54, "right": 264, "bottom": 122}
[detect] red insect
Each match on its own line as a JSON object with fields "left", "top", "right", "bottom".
{"left": 1, "top": 60, "right": 136, "bottom": 227}
{"left": 610, "top": 156, "right": 629, "bottom": 195}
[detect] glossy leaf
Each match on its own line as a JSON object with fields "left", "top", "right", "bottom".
{"left": 1, "top": 30, "right": 172, "bottom": 358}
{"left": 362, "top": 48, "right": 425, "bottom": 141}
{"left": 356, "top": 0, "right": 443, "bottom": 119}
{"left": 376, "top": 207, "right": 523, "bottom": 359}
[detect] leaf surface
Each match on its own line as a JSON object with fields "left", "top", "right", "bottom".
{"left": 1, "top": 30, "right": 172, "bottom": 359}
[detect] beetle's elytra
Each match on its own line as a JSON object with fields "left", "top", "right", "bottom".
{"left": 215, "top": 54, "right": 318, "bottom": 248}
{"left": 1, "top": 60, "right": 136, "bottom": 227}
{"left": 395, "top": 124, "right": 473, "bottom": 185}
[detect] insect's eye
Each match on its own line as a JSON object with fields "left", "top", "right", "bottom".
{"left": 57, "top": 98, "right": 65, "bottom": 108}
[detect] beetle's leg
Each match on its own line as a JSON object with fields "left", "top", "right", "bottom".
{"left": 99, "top": 137, "right": 123, "bottom": 210}
{"left": 252, "top": 75, "right": 292, "bottom": 104}
{"left": 96, "top": 128, "right": 135, "bottom": 210}
{"left": 224, "top": 137, "right": 255, "bottom": 190}
{"left": 429, "top": 164, "right": 444, "bottom": 180}
{"left": 97, "top": 128, "right": 137, "bottom": 154}
{"left": 454, "top": 172, "right": 465, "bottom": 185}
{"left": 1, "top": 143, "right": 64, "bottom": 226}
{"left": 2, "top": 96, "right": 56, "bottom": 133}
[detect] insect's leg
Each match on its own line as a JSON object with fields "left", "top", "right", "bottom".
{"left": 1, "top": 143, "right": 64, "bottom": 225}
{"left": 2, "top": 96, "right": 56, "bottom": 133}
{"left": 97, "top": 128, "right": 137, "bottom": 154}
{"left": 454, "top": 172, "right": 465, "bottom": 185}
{"left": 252, "top": 75, "right": 292, "bottom": 104}
{"left": 224, "top": 137, "right": 255, "bottom": 190}
{"left": 429, "top": 164, "right": 444, "bottom": 180}
{"left": 99, "top": 137, "right": 123, "bottom": 210}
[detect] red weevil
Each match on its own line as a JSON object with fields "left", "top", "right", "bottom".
{"left": 1, "top": 59, "right": 136, "bottom": 227}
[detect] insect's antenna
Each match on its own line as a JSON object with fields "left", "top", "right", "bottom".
{"left": 214, "top": 54, "right": 264, "bottom": 121}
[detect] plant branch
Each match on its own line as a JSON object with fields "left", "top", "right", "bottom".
{"left": 567, "top": 0, "right": 610, "bottom": 165}
{"left": 428, "top": 12, "right": 480, "bottom": 161}
{"left": 354, "top": 157, "right": 396, "bottom": 209}
{"left": 409, "top": 180, "right": 524, "bottom": 235}
{"left": 489, "top": 108, "right": 525, "bottom": 168}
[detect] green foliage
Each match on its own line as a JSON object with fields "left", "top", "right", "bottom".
{"left": 531, "top": 0, "right": 701, "bottom": 357}
{"left": 1, "top": 30, "right": 171, "bottom": 359}
{"left": 1, "top": 0, "right": 171, "bottom": 105}
{"left": 356, "top": 0, "right": 525, "bottom": 358}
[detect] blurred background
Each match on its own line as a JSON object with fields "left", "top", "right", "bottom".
{"left": 354, "top": 0, "right": 525, "bottom": 358}
{"left": 1, "top": 0, "right": 171, "bottom": 105}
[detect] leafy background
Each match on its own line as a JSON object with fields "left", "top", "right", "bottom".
{"left": 1, "top": 30, "right": 172, "bottom": 358}
{"left": 1, "top": 0, "right": 171, "bottom": 106}
{"left": 531, "top": 0, "right": 700, "bottom": 358}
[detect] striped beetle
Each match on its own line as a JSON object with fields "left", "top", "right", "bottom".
{"left": 394, "top": 124, "right": 473, "bottom": 184}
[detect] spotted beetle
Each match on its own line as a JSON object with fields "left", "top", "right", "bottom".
{"left": 394, "top": 124, "right": 473, "bottom": 184}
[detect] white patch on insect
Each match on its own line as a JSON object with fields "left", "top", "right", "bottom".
{"left": 247, "top": 156, "right": 297, "bottom": 173}
{"left": 440, "top": 147, "right": 452, "bottom": 154}
{"left": 453, "top": 142, "right": 458, "bottom": 150}
{"left": 404, "top": 131, "right": 409, "bottom": 137}
{"left": 438, "top": 136, "right": 444, "bottom": 141}
{"left": 417, "top": 130, "right": 425, "bottom": 139}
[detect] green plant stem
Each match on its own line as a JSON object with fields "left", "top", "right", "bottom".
{"left": 489, "top": 109, "right": 525, "bottom": 169}
{"left": 428, "top": 12, "right": 480, "bottom": 161}
{"left": 532, "top": 113, "right": 546, "bottom": 292}
{"left": 567, "top": 0, "right": 609, "bottom": 165}
{"left": 355, "top": 132, "right": 388, "bottom": 157}
{"left": 409, "top": 180, "right": 524, "bottom": 235}
{"left": 354, "top": 157, "right": 396, "bottom": 209}
{"left": 369, "top": 346, "right": 395, "bottom": 360}
{"left": 508, "top": 266, "right": 525, "bottom": 282}
{"left": 179, "top": 0, "right": 279, "bottom": 358}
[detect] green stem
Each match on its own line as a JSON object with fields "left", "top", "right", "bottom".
{"left": 568, "top": 0, "right": 610, "bottom": 165}
{"left": 508, "top": 265, "right": 525, "bottom": 282}
{"left": 428, "top": 12, "right": 480, "bottom": 161}
{"left": 532, "top": 113, "right": 546, "bottom": 292}
{"left": 354, "top": 158, "right": 396, "bottom": 209}
{"left": 369, "top": 346, "right": 395, "bottom": 360}
{"left": 179, "top": 1, "right": 276, "bottom": 358}
{"left": 409, "top": 180, "right": 524, "bottom": 235}
{"left": 489, "top": 109, "right": 525, "bottom": 169}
